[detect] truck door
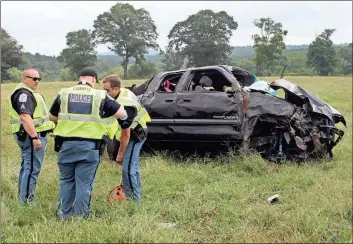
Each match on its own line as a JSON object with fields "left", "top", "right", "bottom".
{"left": 140, "top": 72, "right": 184, "bottom": 142}
{"left": 174, "top": 68, "right": 244, "bottom": 142}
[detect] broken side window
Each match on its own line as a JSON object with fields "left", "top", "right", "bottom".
{"left": 130, "top": 76, "right": 155, "bottom": 96}
{"left": 184, "top": 69, "right": 234, "bottom": 93}
{"left": 157, "top": 73, "right": 184, "bottom": 93}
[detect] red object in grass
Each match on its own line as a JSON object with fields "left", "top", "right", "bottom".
{"left": 107, "top": 184, "right": 126, "bottom": 204}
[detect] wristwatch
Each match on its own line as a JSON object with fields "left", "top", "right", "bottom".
{"left": 31, "top": 135, "right": 39, "bottom": 140}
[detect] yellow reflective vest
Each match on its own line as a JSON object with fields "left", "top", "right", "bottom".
{"left": 9, "top": 83, "right": 55, "bottom": 134}
{"left": 104, "top": 88, "right": 151, "bottom": 140}
{"left": 53, "top": 84, "right": 107, "bottom": 140}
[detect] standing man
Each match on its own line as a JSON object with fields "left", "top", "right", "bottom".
{"left": 49, "top": 67, "right": 127, "bottom": 220}
{"left": 102, "top": 74, "right": 151, "bottom": 203}
{"left": 9, "top": 68, "right": 55, "bottom": 204}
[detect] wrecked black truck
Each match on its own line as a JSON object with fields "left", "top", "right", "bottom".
{"left": 115, "top": 65, "right": 346, "bottom": 161}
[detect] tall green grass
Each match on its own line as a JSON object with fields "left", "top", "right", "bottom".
{"left": 1, "top": 77, "right": 352, "bottom": 243}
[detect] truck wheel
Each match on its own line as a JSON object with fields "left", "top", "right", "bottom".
{"left": 106, "top": 137, "right": 120, "bottom": 161}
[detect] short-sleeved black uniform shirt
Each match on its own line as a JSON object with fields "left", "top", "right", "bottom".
{"left": 11, "top": 89, "right": 37, "bottom": 116}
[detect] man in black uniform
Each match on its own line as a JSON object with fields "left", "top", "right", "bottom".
{"left": 9, "top": 68, "right": 55, "bottom": 204}
{"left": 49, "top": 67, "right": 128, "bottom": 220}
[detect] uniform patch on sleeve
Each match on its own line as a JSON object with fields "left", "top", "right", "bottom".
{"left": 19, "top": 93, "right": 28, "bottom": 103}
{"left": 20, "top": 104, "right": 26, "bottom": 110}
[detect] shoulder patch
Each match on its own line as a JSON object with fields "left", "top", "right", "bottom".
{"left": 19, "top": 93, "right": 28, "bottom": 103}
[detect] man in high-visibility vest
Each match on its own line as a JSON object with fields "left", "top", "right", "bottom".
{"left": 9, "top": 68, "right": 56, "bottom": 204}
{"left": 102, "top": 74, "right": 151, "bottom": 203}
{"left": 49, "top": 67, "right": 128, "bottom": 220}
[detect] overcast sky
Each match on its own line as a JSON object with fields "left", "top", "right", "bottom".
{"left": 1, "top": 1, "right": 352, "bottom": 56}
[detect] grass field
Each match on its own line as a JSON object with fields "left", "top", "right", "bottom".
{"left": 1, "top": 76, "right": 352, "bottom": 243}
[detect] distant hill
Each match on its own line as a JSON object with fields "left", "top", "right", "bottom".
{"left": 22, "top": 52, "right": 64, "bottom": 71}
{"left": 230, "top": 46, "right": 255, "bottom": 60}
{"left": 99, "top": 48, "right": 160, "bottom": 56}
{"left": 21, "top": 43, "right": 350, "bottom": 73}
{"left": 96, "top": 44, "right": 314, "bottom": 63}
{"left": 229, "top": 44, "right": 350, "bottom": 60}
{"left": 229, "top": 44, "right": 312, "bottom": 60}
{"left": 97, "top": 44, "right": 333, "bottom": 62}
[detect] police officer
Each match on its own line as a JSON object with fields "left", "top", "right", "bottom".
{"left": 49, "top": 67, "right": 127, "bottom": 220}
{"left": 9, "top": 68, "right": 55, "bottom": 204}
{"left": 102, "top": 74, "right": 151, "bottom": 203}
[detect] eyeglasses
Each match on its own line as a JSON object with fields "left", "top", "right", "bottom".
{"left": 26, "top": 76, "right": 41, "bottom": 81}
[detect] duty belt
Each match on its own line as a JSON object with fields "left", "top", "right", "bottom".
{"left": 61, "top": 137, "right": 101, "bottom": 143}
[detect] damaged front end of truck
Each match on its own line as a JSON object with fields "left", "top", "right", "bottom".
{"left": 244, "top": 78, "right": 346, "bottom": 162}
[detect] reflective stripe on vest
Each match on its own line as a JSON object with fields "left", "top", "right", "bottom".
{"left": 130, "top": 108, "right": 148, "bottom": 128}
{"left": 10, "top": 117, "right": 50, "bottom": 125}
{"left": 116, "top": 98, "right": 140, "bottom": 107}
{"left": 104, "top": 117, "right": 117, "bottom": 125}
{"left": 58, "top": 114, "right": 102, "bottom": 123}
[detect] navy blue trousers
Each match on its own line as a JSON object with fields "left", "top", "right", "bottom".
{"left": 56, "top": 140, "right": 100, "bottom": 220}
{"left": 14, "top": 134, "right": 48, "bottom": 204}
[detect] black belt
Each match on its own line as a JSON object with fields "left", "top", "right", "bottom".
{"left": 39, "top": 131, "right": 50, "bottom": 137}
{"left": 14, "top": 130, "right": 51, "bottom": 138}
{"left": 54, "top": 136, "right": 104, "bottom": 153}
{"left": 62, "top": 137, "right": 101, "bottom": 143}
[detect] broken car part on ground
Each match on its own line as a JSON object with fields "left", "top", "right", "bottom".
{"left": 108, "top": 65, "right": 346, "bottom": 162}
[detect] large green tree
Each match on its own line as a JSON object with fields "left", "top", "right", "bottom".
{"left": 232, "top": 58, "right": 256, "bottom": 73}
{"left": 93, "top": 3, "right": 159, "bottom": 79}
{"left": 336, "top": 43, "right": 352, "bottom": 75}
{"left": 167, "top": 10, "right": 238, "bottom": 67}
{"left": 161, "top": 46, "right": 185, "bottom": 71}
{"left": 57, "top": 29, "right": 97, "bottom": 77}
{"left": 24, "top": 52, "right": 64, "bottom": 72}
{"left": 285, "top": 51, "right": 307, "bottom": 71}
{"left": 128, "top": 61, "right": 157, "bottom": 79}
{"left": 284, "top": 51, "right": 313, "bottom": 75}
{"left": 251, "top": 18, "right": 288, "bottom": 76}
{"left": 1, "top": 28, "right": 24, "bottom": 81}
{"left": 307, "top": 29, "right": 337, "bottom": 76}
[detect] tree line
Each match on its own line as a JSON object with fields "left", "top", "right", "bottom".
{"left": 1, "top": 3, "right": 352, "bottom": 82}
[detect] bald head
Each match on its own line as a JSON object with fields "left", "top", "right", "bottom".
{"left": 22, "top": 68, "right": 41, "bottom": 90}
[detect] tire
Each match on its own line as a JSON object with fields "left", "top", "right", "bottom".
{"left": 106, "top": 137, "right": 120, "bottom": 161}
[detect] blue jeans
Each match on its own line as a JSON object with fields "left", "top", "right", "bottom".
{"left": 122, "top": 138, "right": 146, "bottom": 203}
{"left": 56, "top": 140, "right": 100, "bottom": 220}
{"left": 14, "top": 134, "right": 48, "bottom": 204}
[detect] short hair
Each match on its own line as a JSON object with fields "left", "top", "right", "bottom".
{"left": 22, "top": 67, "right": 38, "bottom": 78}
{"left": 103, "top": 74, "right": 121, "bottom": 88}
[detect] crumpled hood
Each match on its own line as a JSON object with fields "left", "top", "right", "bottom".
{"left": 246, "top": 91, "right": 295, "bottom": 118}
{"left": 270, "top": 79, "right": 346, "bottom": 127}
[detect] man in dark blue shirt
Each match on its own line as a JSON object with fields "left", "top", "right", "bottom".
{"left": 9, "top": 68, "right": 54, "bottom": 204}
{"left": 49, "top": 67, "right": 127, "bottom": 220}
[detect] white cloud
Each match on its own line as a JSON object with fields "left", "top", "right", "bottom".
{"left": 1, "top": 1, "right": 352, "bottom": 56}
